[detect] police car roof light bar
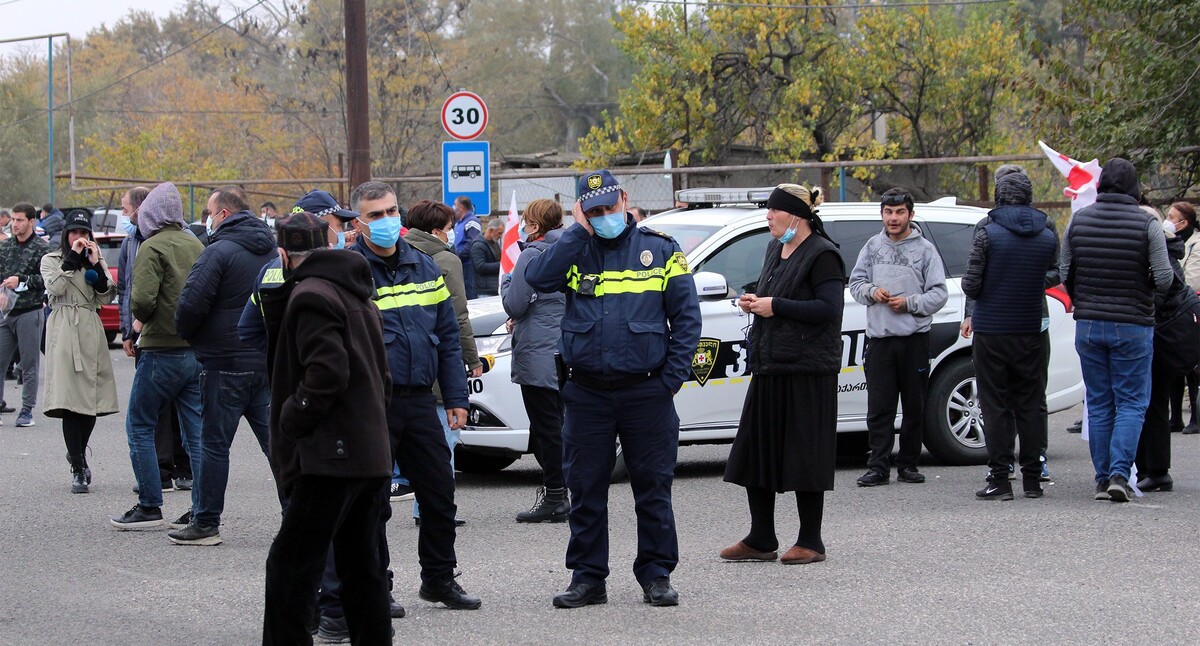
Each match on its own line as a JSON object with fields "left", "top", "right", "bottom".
{"left": 675, "top": 188, "right": 775, "bottom": 208}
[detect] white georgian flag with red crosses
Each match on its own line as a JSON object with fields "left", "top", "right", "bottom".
{"left": 499, "top": 191, "right": 521, "bottom": 287}
{"left": 1038, "top": 140, "right": 1102, "bottom": 214}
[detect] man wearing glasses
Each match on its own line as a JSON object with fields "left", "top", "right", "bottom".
{"left": 849, "top": 188, "right": 948, "bottom": 487}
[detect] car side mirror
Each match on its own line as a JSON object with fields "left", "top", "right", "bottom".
{"left": 693, "top": 271, "right": 729, "bottom": 300}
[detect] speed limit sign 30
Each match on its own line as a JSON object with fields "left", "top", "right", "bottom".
{"left": 441, "top": 91, "right": 488, "bottom": 140}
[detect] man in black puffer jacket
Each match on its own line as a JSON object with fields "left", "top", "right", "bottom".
{"left": 168, "top": 186, "right": 278, "bottom": 546}
{"left": 1061, "top": 158, "right": 1173, "bottom": 503}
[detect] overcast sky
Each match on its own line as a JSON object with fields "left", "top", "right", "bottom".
{"left": 0, "top": 0, "right": 187, "bottom": 50}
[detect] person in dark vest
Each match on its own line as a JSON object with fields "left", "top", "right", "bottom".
{"left": 849, "top": 187, "right": 948, "bottom": 487}
{"left": 1134, "top": 207, "right": 1200, "bottom": 492}
{"left": 1060, "top": 158, "right": 1173, "bottom": 502}
{"left": 720, "top": 184, "right": 845, "bottom": 565}
{"left": 962, "top": 167, "right": 1059, "bottom": 500}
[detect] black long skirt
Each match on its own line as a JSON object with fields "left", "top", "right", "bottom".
{"left": 723, "top": 373, "right": 838, "bottom": 493}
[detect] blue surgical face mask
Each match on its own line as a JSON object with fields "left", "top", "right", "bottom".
{"left": 590, "top": 212, "right": 628, "bottom": 239}
{"left": 360, "top": 216, "right": 401, "bottom": 248}
{"left": 334, "top": 230, "right": 346, "bottom": 249}
{"left": 775, "top": 215, "right": 799, "bottom": 244}
{"left": 122, "top": 220, "right": 138, "bottom": 236}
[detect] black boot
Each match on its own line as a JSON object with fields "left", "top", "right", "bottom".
{"left": 1184, "top": 406, "right": 1200, "bottom": 435}
{"left": 67, "top": 454, "right": 88, "bottom": 494}
{"left": 516, "top": 487, "right": 569, "bottom": 523}
{"left": 81, "top": 452, "right": 92, "bottom": 485}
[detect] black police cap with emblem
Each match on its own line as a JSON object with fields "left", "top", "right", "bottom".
{"left": 276, "top": 211, "right": 329, "bottom": 251}
{"left": 577, "top": 169, "right": 623, "bottom": 212}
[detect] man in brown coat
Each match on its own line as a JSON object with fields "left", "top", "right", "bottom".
{"left": 260, "top": 212, "right": 392, "bottom": 645}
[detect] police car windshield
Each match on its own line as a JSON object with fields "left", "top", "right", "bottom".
{"left": 638, "top": 223, "right": 720, "bottom": 255}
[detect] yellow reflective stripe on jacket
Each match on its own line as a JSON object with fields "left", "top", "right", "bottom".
{"left": 251, "top": 267, "right": 285, "bottom": 307}
{"left": 565, "top": 266, "right": 669, "bottom": 296}
{"left": 374, "top": 277, "right": 451, "bottom": 310}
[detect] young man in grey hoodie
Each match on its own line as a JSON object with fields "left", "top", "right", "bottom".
{"left": 849, "top": 188, "right": 948, "bottom": 487}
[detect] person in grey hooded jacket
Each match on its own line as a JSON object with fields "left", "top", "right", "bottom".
{"left": 849, "top": 188, "right": 948, "bottom": 487}
{"left": 501, "top": 199, "right": 569, "bottom": 523}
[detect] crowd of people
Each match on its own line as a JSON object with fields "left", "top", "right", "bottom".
{"left": 2, "top": 157, "right": 1195, "bottom": 643}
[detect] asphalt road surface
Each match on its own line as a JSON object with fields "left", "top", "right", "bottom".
{"left": 2, "top": 347, "right": 1199, "bottom": 645}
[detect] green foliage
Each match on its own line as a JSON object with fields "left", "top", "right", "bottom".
{"left": 1032, "top": 0, "right": 1200, "bottom": 197}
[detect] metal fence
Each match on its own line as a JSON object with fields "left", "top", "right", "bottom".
{"left": 59, "top": 152, "right": 1197, "bottom": 225}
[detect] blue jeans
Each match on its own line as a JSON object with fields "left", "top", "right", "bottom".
{"left": 1075, "top": 320, "right": 1154, "bottom": 482}
{"left": 194, "top": 369, "right": 271, "bottom": 528}
{"left": 126, "top": 349, "right": 203, "bottom": 509}
{"left": 411, "top": 406, "right": 459, "bottom": 518}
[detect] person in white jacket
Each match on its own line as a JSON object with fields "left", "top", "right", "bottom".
{"left": 1167, "top": 201, "right": 1200, "bottom": 434}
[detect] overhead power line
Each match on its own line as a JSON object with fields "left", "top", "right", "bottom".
{"left": 0, "top": 0, "right": 269, "bottom": 132}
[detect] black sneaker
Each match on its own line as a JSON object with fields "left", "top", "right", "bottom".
{"left": 641, "top": 577, "right": 679, "bottom": 607}
{"left": 418, "top": 578, "right": 481, "bottom": 610}
{"left": 1107, "top": 475, "right": 1131, "bottom": 503}
{"left": 896, "top": 467, "right": 926, "bottom": 484}
{"left": 1095, "top": 480, "right": 1111, "bottom": 501}
{"left": 110, "top": 504, "right": 165, "bottom": 529}
{"left": 552, "top": 581, "right": 607, "bottom": 609}
{"left": 1067, "top": 419, "right": 1083, "bottom": 434}
{"left": 168, "top": 509, "right": 193, "bottom": 530}
{"left": 516, "top": 487, "right": 569, "bottom": 523}
{"left": 174, "top": 476, "right": 193, "bottom": 491}
{"left": 975, "top": 481, "right": 1013, "bottom": 501}
{"left": 167, "top": 522, "right": 222, "bottom": 546}
{"left": 1023, "top": 483, "right": 1044, "bottom": 499}
{"left": 0, "top": 401, "right": 14, "bottom": 413}
{"left": 856, "top": 470, "right": 889, "bottom": 487}
{"left": 390, "top": 482, "right": 414, "bottom": 502}
{"left": 315, "top": 615, "right": 349, "bottom": 643}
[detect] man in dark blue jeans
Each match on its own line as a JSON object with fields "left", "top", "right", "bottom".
{"left": 167, "top": 186, "right": 277, "bottom": 545}
{"left": 111, "top": 182, "right": 206, "bottom": 530}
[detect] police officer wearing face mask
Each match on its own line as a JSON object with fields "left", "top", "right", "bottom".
{"left": 346, "top": 180, "right": 481, "bottom": 613}
{"left": 524, "top": 169, "right": 702, "bottom": 609}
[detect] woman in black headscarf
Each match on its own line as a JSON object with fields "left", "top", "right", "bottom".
{"left": 721, "top": 183, "right": 845, "bottom": 565}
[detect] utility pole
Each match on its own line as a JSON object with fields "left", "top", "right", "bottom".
{"left": 344, "top": 0, "right": 371, "bottom": 192}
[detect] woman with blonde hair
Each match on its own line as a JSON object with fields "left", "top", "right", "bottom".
{"left": 721, "top": 184, "right": 845, "bottom": 564}
{"left": 502, "top": 198, "right": 569, "bottom": 523}
{"left": 41, "top": 212, "right": 119, "bottom": 493}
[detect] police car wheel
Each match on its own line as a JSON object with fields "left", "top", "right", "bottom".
{"left": 923, "top": 356, "right": 988, "bottom": 466}
{"left": 453, "top": 447, "right": 518, "bottom": 473}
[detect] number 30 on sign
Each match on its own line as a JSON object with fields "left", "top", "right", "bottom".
{"left": 440, "top": 91, "right": 489, "bottom": 141}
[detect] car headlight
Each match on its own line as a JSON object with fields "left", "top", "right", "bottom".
{"left": 474, "top": 334, "right": 512, "bottom": 356}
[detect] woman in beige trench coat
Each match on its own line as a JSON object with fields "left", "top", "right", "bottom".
{"left": 40, "top": 212, "right": 118, "bottom": 494}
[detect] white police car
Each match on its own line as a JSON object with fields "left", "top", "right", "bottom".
{"left": 457, "top": 188, "right": 1084, "bottom": 476}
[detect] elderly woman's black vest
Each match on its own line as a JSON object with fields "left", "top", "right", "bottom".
{"left": 747, "top": 235, "right": 845, "bottom": 376}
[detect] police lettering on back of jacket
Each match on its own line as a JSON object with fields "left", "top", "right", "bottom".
{"left": 524, "top": 169, "right": 701, "bottom": 610}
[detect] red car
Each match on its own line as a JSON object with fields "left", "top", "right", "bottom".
{"left": 93, "top": 233, "right": 125, "bottom": 344}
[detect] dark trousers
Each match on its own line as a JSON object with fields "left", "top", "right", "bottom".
{"left": 195, "top": 369, "right": 272, "bottom": 528}
{"left": 263, "top": 475, "right": 390, "bottom": 646}
{"left": 561, "top": 379, "right": 679, "bottom": 586}
{"left": 1136, "top": 363, "right": 1174, "bottom": 477}
{"left": 864, "top": 333, "right": 930, "bottom": 473}
{"left": 974, "top": 333, "right": 1045, "bottom": 483}
{"left": 1168, "top": 369, "right": 1199, "bottom": 431}
{"left": 382, "top": 391, "right": 458, "bottom": 584}
{"left": 521, "top": 385, "right": 565, "bottom": 490}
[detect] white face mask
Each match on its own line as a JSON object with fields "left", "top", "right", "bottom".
{"left": 445, "top": 228, "right": 456, "bottom": 247}
{"left": 1163, "top": 219, "right": 1177, "bottom": 235}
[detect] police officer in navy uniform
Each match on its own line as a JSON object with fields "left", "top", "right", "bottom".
{"left": 346, "top": 181, "right": 481, "bottom": 612}
{"left": 525, "top": 170, "right": 702, "bottom": 609}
